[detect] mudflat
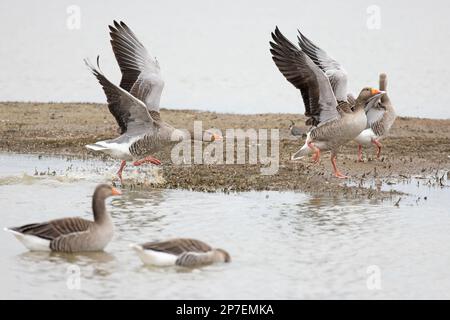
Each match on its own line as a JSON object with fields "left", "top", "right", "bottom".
{"left": 1, "top": 102, "right": 449, "bottom": 199}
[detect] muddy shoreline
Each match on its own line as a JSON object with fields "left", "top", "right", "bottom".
{"left": 1, "top": 102, "right": 449, "bottom": 199}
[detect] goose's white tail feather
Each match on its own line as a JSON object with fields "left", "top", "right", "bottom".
{"left": 86, "top": 140, "right": 132, "bottom": 159}
{"left": 291, "top": 132, "right": 313, "bottom": 160}
{"left": 130, "top": 244, "right": 178, "bottom": 266}
{"left": 4, "top": 228, "right": 51, "bottom": 251}
{"left": 354, "top": 128, "right": 377, "bottom": 145}
{"left": 86, "top": 143, "right": 109, "bottom": 151}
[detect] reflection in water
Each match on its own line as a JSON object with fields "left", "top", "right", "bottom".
{"left": 18, "top": 251, "right": 115, "bottom": 266}
{"left": 1, "top": 153, "right": 450, "bottom": 299}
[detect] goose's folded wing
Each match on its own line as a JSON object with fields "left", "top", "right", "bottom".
{"left": 175, "top": 251, "right": 215, "bottom": 267}
{"left": 297, "top": 30, "right": 348, "bottom": 102}
{"left": 347, "top": 93, "right": 356, "bottom": 106}
{"left": 141, "top": 238, "right": 212, "bottom": 255}
{"left": 85, "top": 57, "right": 155, "bottom": 135}
{"left": 270, "top": 27, "right": 338, "bottom": 126}
{"left": 366, "top": 105, "right": 386, "bottom": 129}
{"left": 109, "top": 21, "right": 164, "bottom": 114}
{"left": 9, "top": 217, "right": 92, "bottom": 240}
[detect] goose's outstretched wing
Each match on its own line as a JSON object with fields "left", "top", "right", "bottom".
{"left": 109, "top": 21, "right": 164, "bottom": 115}
{"left": 85, "top": 57, "right": 155, "bottom": 134}
{"left": 297, "top": 30, "right": 348, "bottom": 102}
{"left": 270, "top": 27, "right": 338, "bottom": 126}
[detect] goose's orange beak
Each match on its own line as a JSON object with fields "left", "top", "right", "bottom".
{"left": 212, "top": 133, "right": 223, "bottom": 141}
{"left": 111, "top": 187, "right": 122, "bottom": 196}
{"left": 371, "top": 88, "right": 381, "bottom": 95}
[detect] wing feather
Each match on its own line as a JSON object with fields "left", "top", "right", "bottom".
{"left": 9, "top": 217, "right": 92, "bottom": 241}
{"left": 109, "top": 21, "right": 164, "bottom": 114}
{"left": 84, "top": 57, "right": 155, "bottom": 134}
{"left": 141, "top": 238, "right": 212, "bottom": 255}
{"left": 270, "top": 27, "right": 338, "bottom": 125}
{"left": 297, "top": 30, "right": 348, "bottom": 102}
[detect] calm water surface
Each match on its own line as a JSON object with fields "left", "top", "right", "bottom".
{"left": 0, "top": 153, "right": 449, "bottom": 299}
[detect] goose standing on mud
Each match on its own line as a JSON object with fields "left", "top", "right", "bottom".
{"left": 354, "top": 73, "right": 396, "bottom": 161}
{"left": 4, "top": 184, "right": 121, "bottom": 252}
{"left": 296, "top": 30, "right": 396, "bottom": 161}
{"left": 270, "top": 27, "right": 384, "bottom": 178}
{"left": 130, "top": 238, "right": 231, "bottom": 267}
{"left": 85, "top": 21, "right": 221, "bottom": 182}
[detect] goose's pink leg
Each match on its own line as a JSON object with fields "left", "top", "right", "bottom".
{"left": 357, "top": 145, "right": 364, "bottom": 162}
{"left": 308, "top": 141, "right": 321, "bottom": 163}
{"left": 133, "top": 156, "right": 162, "bottom": 167}
{"left": 117, "top": 160, "right": 127, "bottom": 183}
{"left": 331, "top": 153, "right": 348, "bottom": 179}
{"left": 372, "top": 140, "right": 382, "bottom": 158}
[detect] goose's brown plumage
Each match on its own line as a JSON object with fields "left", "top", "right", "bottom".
{"left": 270, "top": 27, "right": 384, "bottom": 178}
{"left": 270, "top": 27, "right": 340, "bottom": 127}
{"left": 141, "top": 238, "right": 213, "bottom": 255}
{"left": 86, "top": 21, "right": 221, "bottom": 182}
{"left": 295, "top": 30, "right": 396, "bottom": 162}
{"left": 355, "top": 73, "right": 397, "bottom": 160}
{"left": 297, "top": 29, "right": 349, "bottom": 103}
{"left": 132, "top": 238, "right": 231, "bottom": 267}
{"left": 6, "top": 184, "right": 120, "bottom": 252}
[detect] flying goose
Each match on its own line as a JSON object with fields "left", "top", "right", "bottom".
{"left": 4, "top": 184, "right": 121, "bottom": 252}
{"left": 130, "top": 238, "right": 231, "bottom": 267}
{"left": 270, "top": 27, "right": 384, "bottom": 178}
{"left": 86, "top": 21, "right": 221, "bottom": 182}
{"left": 354, "top": 73, "right": 397, "bottom": 161}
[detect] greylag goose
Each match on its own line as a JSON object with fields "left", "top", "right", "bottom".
{"left": 296, "top": 30, "right": 396, "bottom": 161}
{"left": 289, "top": 120, "right": 306, "bottom": 138}
{"left": 4, "top": 184, "right": 121, "bottom": 252}
{"left": 86, "top": 21, "right": 221, "bottom": 182}
{"left": 354, "top": 73, "right": 397, "bottom": 161}
{"left": 270, "top": 27, "right": 384, "bottom": 178}
{"left": 130, "top": 238, "right": 231, "bottom": 267}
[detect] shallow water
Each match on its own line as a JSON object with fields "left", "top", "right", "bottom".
{"left": 0, "top": 153, "right": 449, "bottom": 299}
{"left": 1, "top": 0, "right": 450, "bottom": 118}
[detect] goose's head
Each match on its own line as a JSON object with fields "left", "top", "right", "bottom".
{"left": 93, "top": 184, "right": 122, "bottom": 200}
{"left": 214, "top": 248, "right": 231, "bottom": 263}
{"left": 356, "top": 87, "right": 385, "bottom": 104}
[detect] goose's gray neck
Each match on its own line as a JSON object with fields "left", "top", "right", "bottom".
{"left": 92, "top": 193, "right": 109, "bottom": 224}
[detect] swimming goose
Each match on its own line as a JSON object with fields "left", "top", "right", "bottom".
{"left": 354, "top": 73, "right": 397, "bottom": 161}
{"left": 4, "top": 184, "right": 121, "bottom": 252}
{"left": 270, "top": 27, "right": 384, "bottom": 178}
{"left": 86, "top": 21, "right": 221, "bottom": 182}
{"left": 130, "top": 238, "right": 231, "bottom": 267}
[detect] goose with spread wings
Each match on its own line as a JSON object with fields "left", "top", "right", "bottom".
{"left": 270, "top": 27, "right": 384, "bottom": 178}
{"left": 130, "top": 238, "right": 231, "bottom": 267}
{"left": 85, "top": 21, "right": 221, "bottom": 182}
{"left": 296, "top": 30, "right": 396, "bottom": 161}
